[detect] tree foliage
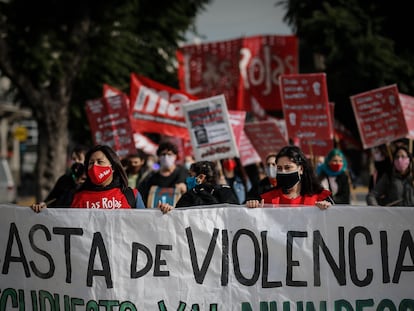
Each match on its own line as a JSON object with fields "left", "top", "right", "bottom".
{"left": 0, "top": 0, "right": 210, "bottom": 200}
{"left": 278, "top": 0, "right": 414, "bottom": 140}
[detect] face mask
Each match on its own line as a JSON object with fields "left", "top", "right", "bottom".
{"left": 160, "top": 154, "right": 175, "bottom": 169}
{"left": 329, "top": 163, "right": 343, "bottom": 172}
{"left": 223, "top": 159, "right": 237, "bottom": 171}
{"left": 265, "top": 166, "right": 277, "bottom": 179}
{"left": 88, "top": 165, "right": 113, "bottom": 185}
{"left": 394, "top": 157, "right": 410, "bottom": 172}
{"left": 184, "top": 162, "right": 192, "bottom": 170}
{"left": 186, "top": 176, "right": 199, "bottom": 191}
{"left": 277, "top": 170, "right": 300, "bottom": 193}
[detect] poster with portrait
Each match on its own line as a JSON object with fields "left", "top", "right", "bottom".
{"left": 182, "top": 95, "right": 239, "bottom": 162}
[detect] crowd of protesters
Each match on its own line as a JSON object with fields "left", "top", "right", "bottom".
{"left": 30, "top": 137, "right": 414, "bottom": 213}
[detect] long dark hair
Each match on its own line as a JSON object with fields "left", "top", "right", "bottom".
{"left": 83, "top": 145, "right": 129, "bottom": 192}
{"left": 276, "top": 145, "right": 325, "bottom": 195}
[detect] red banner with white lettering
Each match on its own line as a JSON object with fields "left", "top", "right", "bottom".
{"left": 350, "top": 85, "right": 408, "bottom": 149}
{"left": 129, "top": 73, "right": 196, "bottom": 139}
{"left": 85, "top": 94, "right": 136, "bottom": 158}
{"left": 176, "top": 35, "right": 298, "bottom": 111}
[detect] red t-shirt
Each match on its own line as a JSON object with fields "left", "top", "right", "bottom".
{"left": 260, "top": 188, "right": 331, "bottom": 206}
{"left": 71, "top": 188, "right": 137, "bottom": 209}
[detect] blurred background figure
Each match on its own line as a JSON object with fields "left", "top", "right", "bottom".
{"left": 366, "top": 145, "right": 414, "bottom": 206}
{"left": 247, "top": 153, "right": 277, "bottom": 201}
{"left": 184, "top": 154, "right": 195, "bottom": 170}
{"left": 368, "top": 144, "right": 392, "bottom": 192}
{"left": 32, "top": 145, "right": 88, "bottom": 208}
{"left": 221, "top": 157, "right": 250, "bottom": 204}
{"left": 125, "top": 149, "right": 151, "bottom": 189}
{"left": 317, "top": 148, "right": 351, "bottom": 204}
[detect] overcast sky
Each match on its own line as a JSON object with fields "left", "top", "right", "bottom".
{"left": 185, "top": 0, "right": 293, "bottom": 43}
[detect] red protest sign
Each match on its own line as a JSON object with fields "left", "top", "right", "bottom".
{"left": 238, "top": 130, "right": 261, "bottom": 167}
{"left": 85, "top": 94, "right": 136, "bottom": 158}
{"left": 129, "top": 73, "right": 196, "bottom": 139}
{"left": 350, "top": 85, "right": 408, "bottom": 149}
{"left": 244, "top": 120, "right": 288, "bottom": 163}
{"left": 228, "top": 110, "right": 246, "bottom": 147}
{"left": 399, "top": 93, "right": 414, "bottom": 140}
{"left": 177, "top": 35, "right": 298, "bottom": 111}
{"left": 279, "top": 73, "right": 334, "bottom": 156}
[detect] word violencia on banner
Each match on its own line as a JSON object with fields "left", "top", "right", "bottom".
{"left": 0, "top": 205, "right": 413, "bottom": 310}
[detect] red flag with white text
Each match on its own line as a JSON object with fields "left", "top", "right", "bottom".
{"left": 176, "top": 35, "right": 298, "bottom": 111}
{"left": 129, "top": 73, "right": 197, "bottom": 139}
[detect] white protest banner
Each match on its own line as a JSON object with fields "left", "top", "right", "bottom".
{"left": 1, "top": 204, "right": 413, "bottom": 310}
{"left": 350, "top": 84, "right": 408, "bottom": 149}
{"left": 279, "top": 73, "right": 334, "bottom": 156}
{"left": 182, "top": 95, "right": 239, "bottom": 161}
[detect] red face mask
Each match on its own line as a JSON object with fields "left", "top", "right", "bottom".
{"left": 88, "top": 165, "right": 113, "bottom": 185}
{"left": 223, "top": 159, "right": 237, "bottom": 171}
{"left": 329, "top": 163, "right": 343, "bottom": 172}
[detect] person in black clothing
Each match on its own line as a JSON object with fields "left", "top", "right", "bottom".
{"left": 138, "top": 141, "right": 188, "bottom": 207}
{"left": 158, "top": 161, "right": 239, "bottom": 213}
{"left": 31, "top": 145, "right": 88, "bottom": 208}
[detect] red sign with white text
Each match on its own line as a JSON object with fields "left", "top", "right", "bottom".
{"left": 350, "top": 85, "right": 408, "bottom": 149}
{"left": 177, "top": 35, "right": 298, "bottom": 111}
{"left": 244, "top": 120, "right": 288, "bottom": 163}
{"left": 279, "top": 73, "right": 334, "bottom": 156}
{"left": 85, "top": 94, "right": 136, "bottom": 158}
{"left": 399, "top": 93, "right": 414, "bottom": 140}
{"left": 129, "top": 73, "right": 196, "bottom": 139}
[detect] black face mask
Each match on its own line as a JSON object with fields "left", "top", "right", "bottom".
{"left": 277, "top": 171, "right": 301, "bottom": 193}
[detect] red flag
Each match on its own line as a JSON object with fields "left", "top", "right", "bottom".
{"left": 129, "top": 73, "right": 196, "bottom": 139}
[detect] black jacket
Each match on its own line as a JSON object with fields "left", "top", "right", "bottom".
{"left": 175, "top": 183, "right": 239, "bottom": 208}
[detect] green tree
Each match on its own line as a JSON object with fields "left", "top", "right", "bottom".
{"left": 278, "top": 0, "right": 414, "bottom": 141}
{"left": 0, "top": 0, "right": 210, "bottom": 201}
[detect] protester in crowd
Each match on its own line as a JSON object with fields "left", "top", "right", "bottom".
{"left": 158, "top": 160, "right": 239, "bottom": 213}
{"left": 366, "top": 145, "right": 414, "bottom": 206}
{"left": 245, "top": 145, "right": 333, "bottom": 209}
{"left": 247, "top": 153, "right": 277, "bottom": 201}
{"left": 31, "top": 145, "right": 145, "bottom": 212}
{"left": 184, "top": 154, "right": 196, "bottom": 170}
{"left": 30, "top": 145, "right": 88, "bottom": 208}
{"left": 138, "top": 141, "right": 188, "bottom": 207}
{"left": 125, "top": 149, "right": 151, "bottom": 189}
{"left": 221, "top": 157, "right": 250, "bottom": 204}
{"left": 317, "top": 148, "right": 351, "bottom": 204}
{"left": 368, "top": 144, "right": 392, "bottom": 192}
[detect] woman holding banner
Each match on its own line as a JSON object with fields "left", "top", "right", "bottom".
{"left": 245, "top": 145, "right": 333, "bottom": 209}
{"left": 366, "top": 145, "right": 414, "bottom": 206}
{"left": 158, "top": 161, "right": 239, "bottom": 213}
{"left": 31, "top": 145, "right": 145, "bottom": 211}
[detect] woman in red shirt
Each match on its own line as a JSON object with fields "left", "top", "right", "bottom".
{"left": 31, "top": 145, "right": 145, "bottom": 211}
{"left": 246, "top": 145, "right": 333, "bottom": 209}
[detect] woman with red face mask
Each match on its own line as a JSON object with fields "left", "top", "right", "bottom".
{"left": 316, "top": 148, "right": 351, "bottom": 204}
{"left": 31, "top": 145, "right": 145, "bottom": 212}
{"left": 367, "top": 145, "right": 414, "bottom": 206}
